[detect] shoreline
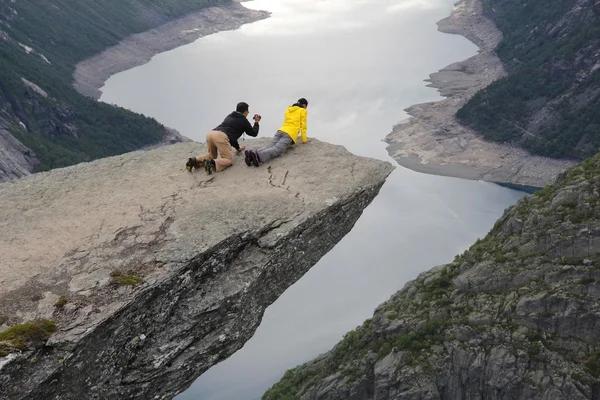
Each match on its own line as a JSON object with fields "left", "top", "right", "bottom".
{"left": 384, "top": 0, "right": 576, "bottom": 188}
{"left": 73, "top": 2, "right": 270, "bottom": 100}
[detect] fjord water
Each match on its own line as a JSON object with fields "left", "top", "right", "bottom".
{"left": 100, "top": 0, "right": 525, "bottom": 398}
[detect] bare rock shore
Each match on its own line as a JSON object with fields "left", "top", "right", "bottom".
{"left": 73, "top": 3, "right": 270, "bottom": 100}
{"left": 384, "top": 0, "right": 575, "bottom": 188}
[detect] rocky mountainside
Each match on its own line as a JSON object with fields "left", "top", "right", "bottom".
{"left": 384, "top": 0, "right": 576, "bottom": 188}
{"left": 0, "top": 140, "right": 393, "bottom": 399}
{"left": 458, "top": 0, "right": 600, "bottom": 159}
{"left": 0, "top": 126, "right": 39, "bottom": 181}
{"left": 0, "top": 0, "right": 264, "bottom": 182}
{"left": 264, "top": 153, "right": 600, "bottom": 399}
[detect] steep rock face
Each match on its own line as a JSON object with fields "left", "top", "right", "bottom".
{"left": 0, "top": 78, "right": 42, "bottom": 182}
{"left": 0, "top": 76, "right": 77, "bottom": 146}
{"left": 0, "top": 140, "right": 393, "bottom": 399}
{"left": 0, "top": 128, "right": 38, "bottom": 181}
{"left": 264, "top": 153, "right": 600, "bottom": 399}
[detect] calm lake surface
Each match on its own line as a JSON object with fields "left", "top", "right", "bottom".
{"left": 100, "top": 0, "right": 525, "bottom": 398}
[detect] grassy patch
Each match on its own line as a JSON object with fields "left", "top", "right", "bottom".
{"left": 527, "top": 343, "right": 542, "bottom": 357}
{"left": 386, "top": 311, "right": 399, "bottom": 319}
{"left": 465, "top": 235, "right": 508, "bottom": 265}
{"left": 110, "top": 270, "right": 143, "bottom": 286}
{"left": 557, "top": 257, "right": 585, "bottom": 266}
{"left": 0, "top": 319, "right": 56, "bottom": 355}
{"left": 538, "top": 311, "right": 555, "bottom": 318}
{"left": 262, "top": 317, "right": 451, "bottom": 400}
{"left": 519, "top": 252, "right": 546, "bottom": 262}
{"left": 54, "top": 297, "right": 69, "bottom": 308}
{"left": 341, "top": 365, "right": 364, "bottom": 385}
{"left": 390, "top": 320, "right": 449, "bottom": 353}
{"left": 568, "top": 211, "right": 585, "bottom": 224}
{"left": 572, "top": 372, "right": 595, "bottom": 386}
{"left": 535, "top": 185, "right": 558, "bottom": 203}
{"left": 419, "top": 263, "right": 461, "bottom": 303}
{"left": 526, "top": 331, "right": 544, "bottom": 342}
{"left": 263, "top": 369, "right": 307, "bottom": 400}
{"left": 562, "top": 200, "right": 578, "bottom": 209}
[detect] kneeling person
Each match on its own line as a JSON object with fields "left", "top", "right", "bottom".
{"left": 186, "top": 102, "right": 261, "bottom": 174}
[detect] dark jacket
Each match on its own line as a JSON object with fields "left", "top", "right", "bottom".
{"left": 213, "top": 111, "right": 259, "bottom": 150}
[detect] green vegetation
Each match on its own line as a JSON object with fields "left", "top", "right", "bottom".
{"left": 538, "top": 311, "right": 555, "bottom": 318}
{"left": 0, "top": 0, "right": 228, "bottom": 172}
{"left": 419, "top": 264, "right": 458, "bottom": 301}
{"left": 264, "top": 153, "right": 600, "bottom": 398}
{"left": 263, "top": 261, "right": 465, "bottom": 399}
{"left": 262, "top": 317, "right": 450, "bottom": 400}
{"left": 457, "top": 0, "right": 600, "bottom": 159}
{"left": 527, "top": 342, "right": 542, "bottom": 357}
{"left": 54, "top": 297, "right": 69, "bottom": 308}
{"left": 0, "top": 319, "right": 56, "bottom": 356}
{"left": 110, "top": 270, "right": 143, "bottom": 286}
{"left": 557, "top": 257, "right": 585, "bottom": 266}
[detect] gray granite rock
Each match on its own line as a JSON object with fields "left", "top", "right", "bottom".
{"left": 0, "top": 139, "right": 393, "bottom": 399}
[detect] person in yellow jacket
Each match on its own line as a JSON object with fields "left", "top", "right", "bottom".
{"left": 244, "top": 98, "right": 310, "bottom": 167}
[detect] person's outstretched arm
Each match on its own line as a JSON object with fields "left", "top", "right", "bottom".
{"left": 245, "top": 115, "right": 260, "bottom": 137}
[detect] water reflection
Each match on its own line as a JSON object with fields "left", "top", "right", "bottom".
{"left": 99, "top": 0, "right": 525, "bottom": 398}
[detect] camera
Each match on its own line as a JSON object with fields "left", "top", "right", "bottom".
{"left": 253, "top": 114, "right": 261, "bottom": 121}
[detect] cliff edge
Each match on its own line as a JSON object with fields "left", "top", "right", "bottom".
{"left": 0, "top": 139, "right": 393, "bottom": 399}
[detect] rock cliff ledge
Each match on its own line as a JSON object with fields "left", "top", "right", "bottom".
{"left": 0, "top": 139, "right": 393, "bottom": 399}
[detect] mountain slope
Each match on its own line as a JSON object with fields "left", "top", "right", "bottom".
{"left": 0, "top": 0, "right": 229, "bottom": 180}
{"left": 457, "top": 0, "right": 600, "bottom": 160}
{"left": 264, "top": 153, "right": 600, "bottom": 399}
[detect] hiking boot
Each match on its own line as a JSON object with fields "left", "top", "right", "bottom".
{"left": 244, "top": 150, "right": 252, "bottom": 167}
{"left": 185, "top": 157, "right": 198, "bottom": 172}
{"left": 250, "top": 150, "right": 260, "bottom": 167}
{"left": 203, "top": 158, "right": 216, "bottom": 175}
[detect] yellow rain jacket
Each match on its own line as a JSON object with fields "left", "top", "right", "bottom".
{"left": 279, "top": 105, "right": 308, "bottom": 144}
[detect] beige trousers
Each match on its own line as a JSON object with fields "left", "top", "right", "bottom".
{"left": 195, "top": 131, "right": 233, "bottom": 172}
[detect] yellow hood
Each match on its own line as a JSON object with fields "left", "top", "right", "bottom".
{"left": 279, "top": 105, "right": 308, "bottom": 143}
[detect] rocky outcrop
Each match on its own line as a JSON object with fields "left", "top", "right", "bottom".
{"left": 0, "top": 139, "right": 393, "bottom": 399}
{"left": 264, "top": 153, "right": 600, "bottom": 399}
{"left": 0, "top": 128, "right": 38, "bottom": 182}
{"left": 140, "top": 127, "right": 194, "bottom": 151}
{"left": 0, "top": 77, "right": 42, "bottom": 182}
